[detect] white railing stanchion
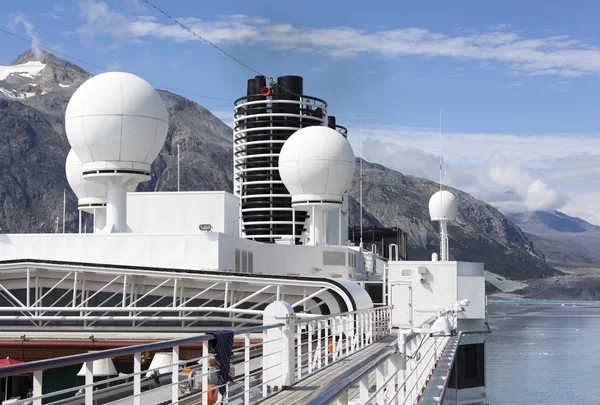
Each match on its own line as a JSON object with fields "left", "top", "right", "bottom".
{"left": 376, "top": 363, "right": 385, "bottom": 405}
{"left": 308, "top": 321, "right": 314, "bottom": 374}
{"left": 244, "top": 333, "right": 250, "bottom": 404}
{"left": 84, "top": 359, "right": 93, "bottom": 405}
{"left": 359, "top": 373, "right": 369, "bottom": 403}
{"left": 172, "top": 345, "right": 179, "bottom": 403}
{"left": 324, "top": 320, "right": 329, "bottom": 367}
{"left": 316, "top": 320, "right": 322, "bottom": 370}
{"left": 202, "top": 340, "right": 209, "bottom": 405}
{"left": 296, "top": 324, "right": 302, "bottom": 381}
{"left": 32, "top": 370, "right": 42, "bottom": 405}
{"left": 133, "top": 352, "right": 141, "bottom": 405}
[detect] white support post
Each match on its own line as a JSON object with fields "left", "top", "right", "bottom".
{"left": 316, "top": 320, "right": 322, "bottom": 370}
{"left": 263, "top": 301, "right": 296, "bottom": 389}
{"left": 133, "top": 352, "right": 141, "bottom": 405}
{"left": 324, "top": 320, "right": 329, "bottom": 367}
{"left": 172, "top": 346, "right": 179, "bottom": 403}
{"left": 376, "top": 363, "right": 385, "bottom": 405}
{"left": 359, "top": 374, "right": 369, "bottom": 404}
{"left": 85, "top": 360, "right": 93, "bottom": 405}
{"left": 308, "top": 321, "right": 313, "bottom": 374}
{"left": 335, "top": 389, "right": 348, "bottom": 405}
{"left": 296, "top": 324, "right": 302, "bottom": 380}
{"left": 202, "top": 340, "right": 209, "bottom": 404}
{"left": 32, "top": 370, "right": 42, "bottom": 405}
{"left": 244, "top": 333, "right": 250, "bottom": 404}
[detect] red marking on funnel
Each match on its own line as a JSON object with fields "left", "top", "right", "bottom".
{"left": 261, "top": 87, "right": 271, "bottom": 96}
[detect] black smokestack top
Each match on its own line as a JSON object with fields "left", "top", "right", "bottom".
{"left": 247, "top": 79, "right": 256, "bottom": 96}
{"left": 328, "top": 116, "right": 336, "bottom": 129}
{"left": 254, "top": 75, "right": 266, "bottom": 91}
{"left": 276, "top": 76, "right": 303, "bottom": 98}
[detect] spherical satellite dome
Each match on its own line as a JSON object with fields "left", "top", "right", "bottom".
{"left": 65, "top": 72, "right": 168, "bottom": 166}
{"left": 428, "top": 190, "right": 458, "bottom": 221}
{"left": 66, "top": 149, "right": 108, "bottom": 208}
{"left": 279, "top": 126, "right": 355, "bottom": 205}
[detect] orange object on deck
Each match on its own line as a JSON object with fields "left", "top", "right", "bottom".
{"left": 207, "top": 384, "right": 218, "bottom": 405}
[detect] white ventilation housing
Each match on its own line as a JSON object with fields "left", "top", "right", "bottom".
{"left": 428, "top": 190, "right": 458, "bottom": 221}
{"left": 279, "top": 126, "right": 355, "bottom": 245}
{"left": 65, "top": 72, "right": 168, "bottom": 233}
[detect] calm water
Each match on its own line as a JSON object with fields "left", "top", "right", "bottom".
{"left": 486, "top": 301, "right": 600, "bottom": 405}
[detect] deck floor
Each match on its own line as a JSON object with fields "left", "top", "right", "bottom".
{"left": 258, "top": 335, "right": 397, "bottom": 405}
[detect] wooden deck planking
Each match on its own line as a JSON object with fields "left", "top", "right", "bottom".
{"left": 258, "top": 335, "right": 396, "bottom": 405}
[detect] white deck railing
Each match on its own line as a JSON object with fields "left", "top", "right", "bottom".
{"left": 0, "top": 304, "right": 391, "bottom": 405}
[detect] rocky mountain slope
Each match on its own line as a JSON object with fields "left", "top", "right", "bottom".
{"left": 346, "top": 160, "right": 558, "bottom": 280}
{"left": 0, "top": 49, "right": 232, "bottom": 233}
{"left": 507, "top": 210, "right": 600, "bottom": 268}
{"left": 0, "top": 49, "right": 558, "bottom": 282}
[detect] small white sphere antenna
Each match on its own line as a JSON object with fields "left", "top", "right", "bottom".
{"left": 428, "top": 190, "right": 458, "bottom": 261}
{"left": 65, "top": 72, "right": 168, "bottom": 233}
{"left": 279, "top": 126, "right": 355, "bottom": 246}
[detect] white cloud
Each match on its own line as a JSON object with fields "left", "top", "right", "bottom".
{"left": 40, "top": 13, "right": 61, "bottom": 20}
{"left": 104, "top": 61, "right": 120, "bottom": 70}
{"left": 353, "top": 125, "right": 600, "bottom": 223}
{"left": 75, "top": 1, "right": 600, "bottom": 77}
{"left": 8, "top": 14, "right": 42, "bottom": 59}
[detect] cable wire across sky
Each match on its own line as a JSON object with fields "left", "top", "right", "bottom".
{"left": 0, "top": 27, "right": 233, "bottom": 102}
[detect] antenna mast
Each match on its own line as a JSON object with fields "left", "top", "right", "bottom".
{"left": 359, "top": 120, "right": 363, "bottom": 248}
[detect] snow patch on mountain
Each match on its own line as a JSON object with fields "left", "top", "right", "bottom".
{"left": 0, "top": 61, "right": 46, "bottom": 81}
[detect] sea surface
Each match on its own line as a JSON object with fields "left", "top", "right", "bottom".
{"left": 486, "top": 301, "right": 600, "bottom": 405}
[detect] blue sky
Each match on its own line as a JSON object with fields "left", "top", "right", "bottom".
{"left": 2, "top": 0, "right": 600, "bottom": 223}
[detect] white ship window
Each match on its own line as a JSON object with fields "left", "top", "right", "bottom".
{"left": 248, "top": 252, "right": 254, "bottom": 273}
{"left": 235, "top": 249, "right": 241, "bottom": 272}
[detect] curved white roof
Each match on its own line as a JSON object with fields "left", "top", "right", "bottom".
{"left": 428, "top": 190, "right": 458, "bottom": 221}
{"left": 279, "top": 126, "right": 355, "bottom": 205}
{"left": 65, "top": 72, "right": 168, "bottom": 165}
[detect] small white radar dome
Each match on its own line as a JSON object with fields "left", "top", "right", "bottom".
{"left": 65, "top": 72, "right": 168, "bottom": 165}
{"left": 65, "top": 149, "right": 108, "bottom": 208}
{"left": 429, "top": 190, "right": 458, "bottom": 221}
{"left": 279, "top": 126, "right": 355, "bottom": 205}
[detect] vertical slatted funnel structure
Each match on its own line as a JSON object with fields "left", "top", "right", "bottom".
{"left": 233, "top": 75, "right": 327, "bottom": 243}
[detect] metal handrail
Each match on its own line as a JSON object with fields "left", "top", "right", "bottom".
{"left": 0, "top": 323, "right": 280, "bottom": 378}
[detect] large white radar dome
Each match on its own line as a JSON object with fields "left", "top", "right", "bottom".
{"left": 66, "top": 149, "right": 108, "bottom": 208}
{"left": 65, "top": 72, "right": 168, "bottom": 165}
{"left": 279, "top": 126, "right": 355, "bottom": 205}
{"left": 429, "top": 190, "right": 458, "bottom": 221}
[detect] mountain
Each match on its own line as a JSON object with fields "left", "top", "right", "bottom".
{"left": 0, "top": 49, "right": 232, "bottom": 233}
{"left": 346, "top": 161, "right": 558, "bottom": 280}
{"left": 0, "top": 49, "right": 558, "bottom": 282}
{"left": 507, "top": 210, "right": 600, "bottom": 267}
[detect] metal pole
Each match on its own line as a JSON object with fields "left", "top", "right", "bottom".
{"left": 78, "top": 210, "right": 82, "bottom": 234}
{"left": 62, "top": 189, "right": 66, "bottom": 233}
{"left": 177, "top": 143, "right": 180, "bottom": 192}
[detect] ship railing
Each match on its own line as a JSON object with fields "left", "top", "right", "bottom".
{"left": 0, "top": 304, "right": 391, "bottom": 405}
{"left": 305, "top": 309, "right": 461, "bottom": 405}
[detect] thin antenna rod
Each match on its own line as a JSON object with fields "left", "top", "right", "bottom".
{"left": 439, "top": 108, "right": 443, "bottom": 192}
{"left": 177, "top": 143, "right": 180, "bottom": 192}
{"left": 360, "top": 120, "right": 363, "bottom": 247}
{"left": 62, "top": 189, "right": 66, "bottom": 234}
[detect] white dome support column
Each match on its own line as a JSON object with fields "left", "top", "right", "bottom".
{"left": 105, "top": 179, "right": 129, "bottom": 233}
{"left": 440, "top": 220, "right": 448, "bottom": 261}
{"left": 309, "top": 206, "right": 328, "bottom": 246}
